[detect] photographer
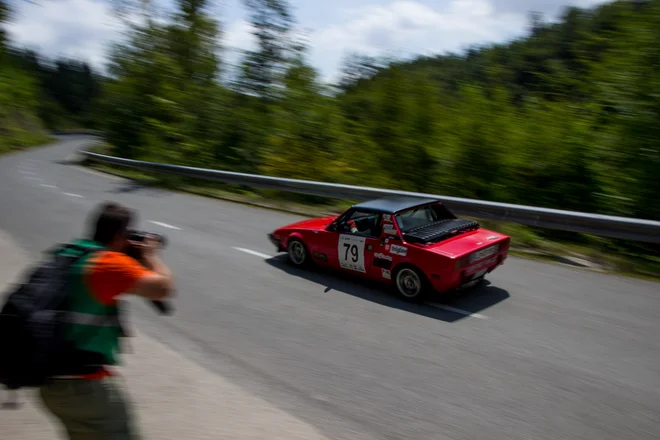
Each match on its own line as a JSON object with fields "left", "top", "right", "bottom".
{"left": 36, "top": 201, "right": 175, "bottom": 440}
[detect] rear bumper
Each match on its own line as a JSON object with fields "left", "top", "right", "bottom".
{"left": 430, "top": 252, "right": 507, "bottom": 293}
{"left": 461, "top": 253, "right": 505, "bottom": 282}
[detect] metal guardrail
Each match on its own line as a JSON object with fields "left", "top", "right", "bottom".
{"left": 76, "top": 148, "right": 660, "bottom": 244}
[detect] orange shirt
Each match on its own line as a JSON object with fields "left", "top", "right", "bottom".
{"left": 85, "top": 251, "right": 153, "bottom": 305}
{"left": 75, "top": 251, "right": 153, "bottom": 380}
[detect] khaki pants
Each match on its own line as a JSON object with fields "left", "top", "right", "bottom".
{"left": 38, "top": 377, "right": 140, "bottom": 440}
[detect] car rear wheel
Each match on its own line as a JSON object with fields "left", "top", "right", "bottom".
{"left": 287, "top": 238, "right": 311, "bottom": 267}
{"left": 393, "top": 266, "right": 429, "bottom": 302}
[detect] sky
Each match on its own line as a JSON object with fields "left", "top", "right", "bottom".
{"left": 5, "top": 0, "right": 609, "bottom": 84}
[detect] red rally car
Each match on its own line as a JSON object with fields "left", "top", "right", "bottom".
{"left": 268, "top": 196, "right": 510, "bottom": 302}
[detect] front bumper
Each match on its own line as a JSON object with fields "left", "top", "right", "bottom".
{"left": 268, "top": 233, "right": 284, "bottom": 252}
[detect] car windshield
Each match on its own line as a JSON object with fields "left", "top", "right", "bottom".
{"left": 395, "top": 203, "right": 456, "bottom": 232}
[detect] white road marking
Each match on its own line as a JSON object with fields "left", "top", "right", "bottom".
{"left": 20, "top": 170, "right": 35, "bottom": 174}
{"left": 26, "top": 176, "right": 41, "bottom": 181}
{"left": 233, "top": 247, "right": 273, "bottom": 259}
{"left": 62, "top": 192, "right": 84, "bottom": 198}
{"left": 40, "top": 184, "right": 58, "bottom": 189}
{"left": 427, "top": 303, "right": 488, "bottom": 320}
{"left": 148, "top": 220, "right": 181, "bottom": 230}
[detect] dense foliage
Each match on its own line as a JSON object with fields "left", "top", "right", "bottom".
{"left": 0, "top": 0, "right": 102, "bottom": 151}
{"left": 1, "top": 0, "right": 659, "bottom": 257}
{"left": 97, "top": 0, "right": 659, "bottom": 223}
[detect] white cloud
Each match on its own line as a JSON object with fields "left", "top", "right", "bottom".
{"left": 5, "top": 0, "right": 612, "bottom": 84}
{"left": 317, "top": 0, "right": 521, "bottom": 50}
{"left": 223, "top": 19, "right": 258, "bottom": 53}
{"left": 309, "top": 0, "right": 527, "bottom": 83}
{"left": 5, "top": 0, "right": 256, "bottom": 71}
{"left": 5, "top": 0, "right": 131, "bottom": 72}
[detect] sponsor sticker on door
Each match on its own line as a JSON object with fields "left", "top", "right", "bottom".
{"left": 390, "top": 244, "right": 407, "bottom": 256}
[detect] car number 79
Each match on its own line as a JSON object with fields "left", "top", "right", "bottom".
{"left": 338, "top": 234, "right": 366, "bottom": 273}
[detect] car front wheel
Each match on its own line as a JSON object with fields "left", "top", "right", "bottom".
{"left": 287, "top": 237, "right": 310, "bottom": 267}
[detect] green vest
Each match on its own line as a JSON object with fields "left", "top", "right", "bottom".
{"left": 59, "top": 239, "right": 124, "bottom": 366}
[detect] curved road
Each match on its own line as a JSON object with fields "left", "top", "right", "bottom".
{"left": 1, "top": 136, "right": 659, "bottom": 440}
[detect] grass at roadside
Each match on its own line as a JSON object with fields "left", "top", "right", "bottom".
{"left": 0, "top": 130, "right": 53, "bottom": 156}
{"left": 0, "top": 106, "right": 54, "bottom": 155}
{"left": 84, "top": 142, "right": 660, "bottom": 282}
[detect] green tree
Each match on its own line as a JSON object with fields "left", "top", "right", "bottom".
{"left": 0, "top": 0, "right": 51, "bottom": 152}
{"left": 0, "top": 0, "right": 8, "bottom": 54}
{"left": 261, "top": 44, "right": 350, "bottom": 184}
{"left": 100, "top": 0, "right": 222, "bottom": 166}
{"left": 592, "top": 0, "right": 660, "bottom": 220}
{"left": 237, "top": 0, "right": 294, "bottom": 101}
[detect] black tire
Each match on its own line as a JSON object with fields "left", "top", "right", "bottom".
{"left": 392, "top": 265, "right": 431, "bottom": 303}
{"left": 286, "top": 237, "right": 311, "bottom": 268}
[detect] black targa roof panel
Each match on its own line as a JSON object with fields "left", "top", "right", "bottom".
{"left": 352, "top": 196, "right": 441, "bottom": 214}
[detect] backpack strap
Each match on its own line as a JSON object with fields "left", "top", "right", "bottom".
{"left": 48, "top": 243, "right": 99, "bottom": 258}
{"left": 58, "top": 245, "right": 133, "bottom": 359}
{"left": 53, "top": 242, "right": 134, "bottom": 356}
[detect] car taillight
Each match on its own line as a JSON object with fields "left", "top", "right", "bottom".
{"left": 454, "top": 255, "right": 470, "bottom": 270}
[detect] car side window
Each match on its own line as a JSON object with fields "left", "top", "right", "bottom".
{"left": 396, "top": 206, "right": 437, "bottom": 231}
{"left": 337, "top": 210, "right": 381, "bottom": 237}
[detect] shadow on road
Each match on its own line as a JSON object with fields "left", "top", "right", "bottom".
{"left": 52, "top": 157, "right": 170, "bottom": 196}
{"left": 53, "top": 159, "right": 79, "bottom": 165}
{"left": 108, "top": 179, "right": 167, "bottom": 195}
{"left": 265, "top": 254, "right": 510, "bottom": 323}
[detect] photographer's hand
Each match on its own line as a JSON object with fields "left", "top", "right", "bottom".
{"left": 140, "top": 236, "right": 172, "bottom": 279}
{"left": 128, "top": 235, "right": 175, "bottom": 302}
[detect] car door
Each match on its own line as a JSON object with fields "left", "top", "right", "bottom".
{"left": 331, "top": 209, "right": 382, "bottom": 276}
{"left": 366, "top": 213, "right": 402, "bottom": 282}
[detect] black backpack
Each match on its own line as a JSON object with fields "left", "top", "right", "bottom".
{"left": 0, "top": 243, "right": 99, "bottom": 403}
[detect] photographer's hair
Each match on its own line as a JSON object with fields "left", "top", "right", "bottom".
{"left": 90, "top": 202, "right": 134, "bottom": 245}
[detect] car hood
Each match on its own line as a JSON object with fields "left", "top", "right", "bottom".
{"left": 423, "top": 228, "right": 508, "bottom": 258}
{"left": 278, "top": 215, "right": 337, "bottom": 231}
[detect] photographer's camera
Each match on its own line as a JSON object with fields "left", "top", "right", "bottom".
{"left": 125, "top": 229, "right": 173, "bottom": 315}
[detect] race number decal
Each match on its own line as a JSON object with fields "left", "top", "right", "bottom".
{"left": 338, "top": 234, "right": 366, "bottom": 272}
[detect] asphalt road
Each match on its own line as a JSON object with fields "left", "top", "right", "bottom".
{"left": 1, "top": 135, "right": 659, "bottom": 440}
